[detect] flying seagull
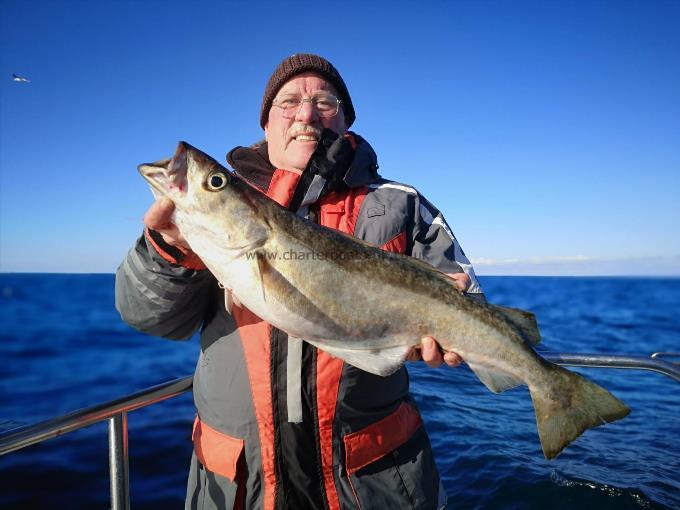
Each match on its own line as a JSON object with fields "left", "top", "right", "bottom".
{"left": 12, "top": 73, "right": 30, "bottom": 83}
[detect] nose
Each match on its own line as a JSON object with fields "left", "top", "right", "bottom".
{"left": 295, "top": 99, "right": 319, "bottom": 123}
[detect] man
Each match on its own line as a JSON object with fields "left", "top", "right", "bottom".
{"left": 116, "top": 54, "right": 484, "bottom": 510}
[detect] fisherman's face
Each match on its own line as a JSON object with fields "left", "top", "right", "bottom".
{"left": 265, "top": 72, "right": 347, "bottom": 172}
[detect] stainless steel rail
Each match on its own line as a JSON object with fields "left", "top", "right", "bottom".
{"left": 0, "top": 376, "right": 193, "bottom": 456}
{"left": 542, "top": 352, "right": 680, "bottom": 382}
{"left": 0, "top": 353, "right": 678, "bottom": 509}
{"left": 0, "top": 376, "right": 192, "bottom": 510}
{"left": 109, "top": 413, "right": 130, "bottom": 510}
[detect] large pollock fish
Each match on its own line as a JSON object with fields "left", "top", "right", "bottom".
{"left": 139, "top": 141, "right": 629, "bottom": 459}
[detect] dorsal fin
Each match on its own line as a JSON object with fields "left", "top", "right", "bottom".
{"left": 490, "top": 304, "right": 541, "bottom": 345}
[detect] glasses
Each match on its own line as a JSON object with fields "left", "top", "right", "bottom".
{"left": 272, "top": 93, "right": 342, "bottom": 119}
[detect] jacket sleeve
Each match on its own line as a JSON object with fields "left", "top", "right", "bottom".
{"left": 115, "top": 233, "right": 214, "bottom": 339}
{"left": 409, "top": 193, "right": 485, "bottom": 301}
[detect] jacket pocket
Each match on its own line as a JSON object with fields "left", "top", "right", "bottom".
{"left": 366, "top": 204, "right": 385, "bottom": 218}
{"left": 319, "top": 201, "right": 346, "bottom": 230}
{"left": 343, "top": 402, "right": 442, "bottom": 509}
{"left": 192, "top": 417, "right": 244, "bottom": 482}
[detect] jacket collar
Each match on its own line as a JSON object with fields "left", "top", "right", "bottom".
{"left": 341, "top": 132, "right": 381, "bottom": 188}
{"left": 226, "top": 131, "right": 381, "bottom": 192}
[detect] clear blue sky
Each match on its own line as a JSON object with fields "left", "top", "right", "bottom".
{"left": 1, "top": 0, "right": 678, "bottom": 275}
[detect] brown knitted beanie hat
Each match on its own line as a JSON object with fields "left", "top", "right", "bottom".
{"left": 260, "top": 54, "right": 355, "bottom": 129}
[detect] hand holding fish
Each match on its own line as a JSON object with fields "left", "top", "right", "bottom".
{"left": 143, "top": 197, "right": 192, "bottom": 251}
{"left": 407, "top": 272, "right": 470, "bottom": 368}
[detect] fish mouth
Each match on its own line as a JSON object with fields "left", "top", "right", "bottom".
{"left": 138, "top": 142, "right": 189, "bottom": 200}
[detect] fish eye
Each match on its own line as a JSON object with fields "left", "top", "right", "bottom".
{"left": 206, "top": 171, "right": 228, "bottom": 191}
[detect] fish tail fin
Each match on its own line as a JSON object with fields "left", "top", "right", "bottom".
{"left": 529, "top": 366, "right": 629, "bottom": 459}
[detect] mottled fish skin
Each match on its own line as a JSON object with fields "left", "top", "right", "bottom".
{"left": 138, "top": 141, "right": 629, "bottom": 459}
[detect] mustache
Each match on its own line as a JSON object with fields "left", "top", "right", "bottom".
{"left": 288, "top": 123, "right": 322, "bottom": 138}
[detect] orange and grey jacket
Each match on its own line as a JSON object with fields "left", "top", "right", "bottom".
{"left": 115, "top": 133, "right": 483, "bottom": 510}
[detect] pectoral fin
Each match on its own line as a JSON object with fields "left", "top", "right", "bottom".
{"left": 305, "top": 340, "right": 411, "bottom": 377}
{"left": 255, "top": 251, "right": 266, "bottom": 303}
{"left": 225, "top": 238, "right": 267, "bottom": 262}
{"left": 467, "top": 362, "right": 525, "bottom": 393}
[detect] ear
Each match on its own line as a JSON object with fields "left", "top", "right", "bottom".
{"left": 263, "top": 122, "right": 269, "bottom": 141}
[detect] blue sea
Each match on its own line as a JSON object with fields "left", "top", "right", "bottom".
{"left": 0, "top": 274, "right": 678, "bottom": 509}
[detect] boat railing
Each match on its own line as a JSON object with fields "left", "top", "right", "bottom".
{"left": 542, "top": 352, "right": 680, "bottom": 382}
{"left": 1, "top": 352, "right": 678, "bottom": 510}
{"left": 0, "top": 376, "right": 193, "bottom": 510}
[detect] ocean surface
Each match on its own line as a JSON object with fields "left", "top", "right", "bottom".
{"left": 0, "top": 274, "right": 678, "bottom": 509}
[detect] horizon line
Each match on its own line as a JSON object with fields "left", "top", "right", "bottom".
{"left": 1, "top": 270, "right": 679, "bottom": 278}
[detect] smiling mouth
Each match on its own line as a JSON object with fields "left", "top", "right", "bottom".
{"left": 289, "top": 124, "right": 322, "bottom": 143}
{"left": 292, "top": 133, "right": 319, "bottom": 142}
